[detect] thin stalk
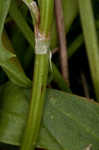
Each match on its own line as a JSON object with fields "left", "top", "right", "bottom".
{"left": 52, "top": 34, "right": 83, "bottom": 58}
{"left": 81, "top": 72, "right": 90, "bottom": 98}
{"left": 20, "top": 1, "right": 54, "bottom": 150}
{"left": 54, "top": 0, "right": 69, "bottom": 85}
{"left": 78, "top": 0, "right": 99, "bottom": 100}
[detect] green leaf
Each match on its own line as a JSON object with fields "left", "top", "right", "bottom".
{"left": 37, "top": 125, "right": 62, "bottom": 150}
{"left": 9, "top": 0, "right": 35, "bottom": 49}
{"left": 0, "top": 82, "right": 99, "bottom": 150}
{"left": 44, "top": 90, "right": 99, "bottom": 150}
{"left": 0, "top": 82, "right": 61, "bottom": 150}
{"left": 0, "top": 33, "right": 31, "bottom": 87}
{"left": 0, "top": 0, "right": 13, "bottom": 61}
{"left": 0, "top": 0, "right": 11, "bottom": 37}
{"left": 0, "top": 0, "right": 31, "bottom": 87}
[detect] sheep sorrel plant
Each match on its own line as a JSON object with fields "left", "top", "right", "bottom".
{"left": 0, "top": 0, "right": 99, "bottom": 150}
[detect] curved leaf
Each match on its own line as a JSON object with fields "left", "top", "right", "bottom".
{"left": 1, "top": 32, "right": 31, "bottom": 87}
{"left": 9, "top": 0, "right": 35, "bottom": 49}
{"left": 0, "top": 0, "right": 31, "bottom": 87}
{"left": 0, "top": 0, "right": 11, "bottom": 37}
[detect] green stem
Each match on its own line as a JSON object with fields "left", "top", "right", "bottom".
{"left": 39, "top": 0, "right": 54, "bottom": 35}
{"left": 78, "top": 0, "right": 99, "bottom": 100}
{"left": 21, "top": 55, "right": 48, "bottom": 150}
{"left": 20, "top": 1, "right": 54, "bottom": 150}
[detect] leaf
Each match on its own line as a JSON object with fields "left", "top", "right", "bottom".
{"left": 0, "top": 0, "right": 13, "bottom": 61}
{"left": 10, "top": 27, "right": 31, "bottom": 68}
{"left": 0, "top": 0, "right": 11, "bottom": 37}
{"left": 0, "top": 82, "right": 61, "bottom": 150}
{"left": 1, "top": 32, "right": 32, "bottom": 87}
{"left": 0, "top": 82, "right": 99, "bottom": 150}
{"left": 44, "top": 90, "right": 99, "bottom": 150}
{"left": 9, "top": 0, "right": 35, "bottom": 49}
{"left": 0, "top": 0, "right": 32, "bottom": 87}
{"left": 37, "top": 125, "right": 62, "bottom": 150}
